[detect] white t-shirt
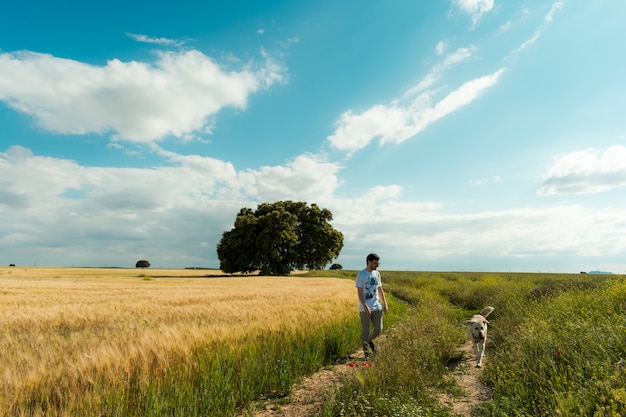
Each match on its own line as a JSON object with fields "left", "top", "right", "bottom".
{"left": 355, "top": 269, "right": 382, "bottom": 312}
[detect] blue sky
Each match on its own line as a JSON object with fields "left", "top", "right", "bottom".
{"left": 1, "top": 0, "right": 625, "bottom": 273}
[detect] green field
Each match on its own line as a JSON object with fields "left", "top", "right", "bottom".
{"left": 310, "top": 270, "right": 626, "bottom": 417}
{"left": 1, "top": 267, "right": 625, "bottom": 416}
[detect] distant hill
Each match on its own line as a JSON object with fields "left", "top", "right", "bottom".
{"left": 588, "top": 270, "right": 613, "bottom": 275}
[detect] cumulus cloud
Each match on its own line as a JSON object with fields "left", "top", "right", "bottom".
{"left": 0, "top": 49, "right": 286, "bottom": 143}
{"left": 2, "top": 145, "right": 625, "bottom": 271}
{"left": 454, "top": 0, "right": 495, "bottom": 27}
{"left": 327, "top": 67, "right": 505, "bottom": 154}
{"left": 155, "top": 147, "right": 342, "bottom": 203}
{"left": 538, "top": 146, "right": 626, "bottom": 195}
{"left": 237, "top": 154, "right": 342, "bottom": 202}
{"left": 0, "top": 145, "right": 343, "bottom": 266}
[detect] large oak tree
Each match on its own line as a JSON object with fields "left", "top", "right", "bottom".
{"left": 217, "top": 201, "right": 343, "bottom": 275}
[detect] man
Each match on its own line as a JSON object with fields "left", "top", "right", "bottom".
{"left": 356, "top": 253, "right": 388, "bottom": 357}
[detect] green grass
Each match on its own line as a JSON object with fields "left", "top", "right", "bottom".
{"left": 317, "top": 294, "right": 464, "bottom": 417}
{"left": 481, "top": 278, "right": 626, "bottom": 416}
{"left": 307, "top": 270, "right": 625, "bottom": 417}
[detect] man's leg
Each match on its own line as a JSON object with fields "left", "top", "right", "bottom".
{"left": 360, "top": 311, "right": 372, "bottom": 355}
{"left": 368, "top": 309, "right": 384, "bottom": 351}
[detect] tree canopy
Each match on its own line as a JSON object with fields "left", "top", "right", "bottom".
{"left": 217, "top": 201, "right": 344, "bottom": 275}
{"left": 135, "top": 260, "right": 150, "bottom": 268}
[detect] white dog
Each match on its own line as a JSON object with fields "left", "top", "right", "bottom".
{"left": 466, "top": 306, "right": 495, "bottom": 368}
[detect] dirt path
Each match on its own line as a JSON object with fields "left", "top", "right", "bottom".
{"left": 438, "top": 341, "right": 493, "bottom": 416}
{"left": 251, "top": 351, "right": 364, "bottom": 417}
{"left": 250, "top": 340, "right": 492, "bottom": 417}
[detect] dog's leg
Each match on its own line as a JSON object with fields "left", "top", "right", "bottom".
{"left": 476, "top": 339, "right": 486, "bottom": 367}
{"left": 471, "top": 341, "right": 479, "bottom": 357}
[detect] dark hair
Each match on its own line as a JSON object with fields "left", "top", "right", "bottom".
{"left": 366, "top": 253, "right": 380, "bottom": 263}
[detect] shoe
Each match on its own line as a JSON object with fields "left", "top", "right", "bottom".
{"left": 368, "top": 341, "right": 376, "bottom": 353}
{"left": 362, "top": 341, "right": 371, "bottom": 358}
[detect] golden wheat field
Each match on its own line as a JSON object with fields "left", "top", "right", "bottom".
{"left": 0, "top": 267, "right": 356, "bottom": 411}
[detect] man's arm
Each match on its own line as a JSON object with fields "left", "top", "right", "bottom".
{"left": 378, "top": 286, "right": 388, "bottom": 313}
{"left": 357, "top": 287, "right": 371, "bottom": 314}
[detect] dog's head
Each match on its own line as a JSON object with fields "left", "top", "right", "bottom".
{"left": 466, "top": 317, "right": 489, "bottom": 341}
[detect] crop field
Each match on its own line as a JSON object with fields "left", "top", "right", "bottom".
{"left": 3, "top": 267, "right": 626, "bottom": 417}
{"left": 0, "top": 267, "right": 360, "bottom": 416}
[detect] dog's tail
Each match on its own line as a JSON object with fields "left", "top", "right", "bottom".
{"left": 479, "top": 306, "right": 495, "bottom": 318}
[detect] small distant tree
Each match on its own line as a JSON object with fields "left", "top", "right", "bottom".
{"left": 217, "top": 201, "right": 343, "bottom": 276}
{"left": 136, "top": 260, "right": 151, "bottom": 268}
{"left": 329, "top": 263, "right": 343, "bottom": 270}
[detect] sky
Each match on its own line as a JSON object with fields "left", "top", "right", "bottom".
{"left": 1, "top": 0, "right": 626, "bottom": 273}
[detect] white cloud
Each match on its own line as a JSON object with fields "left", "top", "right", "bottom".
{"left": 436, "top": 40, "right": 447, "bottom": 55}
{"left": 405, "top": 46, "right": 476, "bottom": 95}
{"left": 333, "top": 187, "right": 442, "bottom": 227}
{"left": 441, "top": 46, "right": 475, "bottom": 67}
{"left": 238, "top": 154, "right": 342, "bottom": 202}
{"left": 498, "top": 20, "right": 513, "bottom": 32}
{"left": 454, "top": 0, "right": 495, "bottom": 27}
{"left": 327, "top": 68, "right": 505, "bottom": 154}
{"left": 2, "top": 145, "right": 625, "bottom": 272}
{"left": 545, "top": 1, "right": 564, "bottom": 22}
{"left": 278, "top": 38, "right": 300, "bottom": 48}
{"left": 0, "top": 145, "right": 343, "bottom": 267}
{"left": 0, "top": 49, "right": 286, "bottom": 143}
{"left": 334, "top": 201, "right": 626, "bottom": 272}
{"left": 327, "top": 45, "right": 486, "bottom": 154}
{"left": 507, "top": 2, "right": 563, "bottom": 57}
{"left": 518, "top": 30, "right": 542, "bottom": 51}
{"left": 538, "top": 146, "right": 626, "bottom": 195}
{"left": 126, "top": 33, "right": 185, "bottom": 46}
